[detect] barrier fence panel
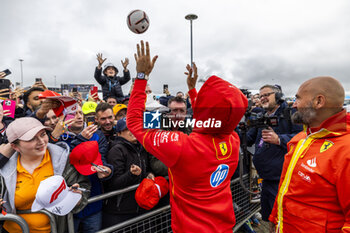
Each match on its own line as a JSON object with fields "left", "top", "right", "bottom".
{"left": 93, "top": 174, "right": 260, "bottom": 233}
{"left": 0, "top": 174, "right": 259, "bottom": 233}
{"left": 0, "top": 213, "right": 30, "bottom": 233}
{"left": 16, "top": 209, "right": 58, "bottom": 233}
{"left": 232, "top": 174, "right": 261, "bottom": 232}
{"left": 67, "top": 212, "right": 75, "bottom": 233}
{"left": 97, "top": 206, "right": 171, "bottom": 233}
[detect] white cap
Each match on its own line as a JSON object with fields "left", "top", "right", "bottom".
{"left": 31, "top": 175, "right": 82, "bottom": 216}
{"left": 145, "top": 93, "right": 169, "bottom": 112}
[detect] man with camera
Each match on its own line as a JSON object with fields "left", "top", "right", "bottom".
{"left": 245, "top": 84, "right": 302, "bottom": 223}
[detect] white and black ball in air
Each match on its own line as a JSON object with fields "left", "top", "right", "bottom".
{"left": 127, "top": 10, "right": 150, "bottom": 34}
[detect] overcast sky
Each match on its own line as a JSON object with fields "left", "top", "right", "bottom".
{"left": 1, "top": 0, "right": 349, "bottom": 97}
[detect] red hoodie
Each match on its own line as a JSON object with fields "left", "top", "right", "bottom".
{"left": 127, "top": 76, "right": 248, "bottom": 233}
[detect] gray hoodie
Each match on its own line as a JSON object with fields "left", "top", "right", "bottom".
{"left": 0, "top": 142, "right": 90, "bottom": 233}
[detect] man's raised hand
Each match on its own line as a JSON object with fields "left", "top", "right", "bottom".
{"left": 0, "top": 72, "right": 6, "bottom": 79}
{"left": 185, "top": 62, "right": 198, "bottom": 91}
{"left": 134, "top": 41, "right": 158, "bottom": 76}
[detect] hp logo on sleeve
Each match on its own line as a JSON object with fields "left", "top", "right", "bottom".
{"left": 210, "top": 164, "right": 229, "bottom": 188}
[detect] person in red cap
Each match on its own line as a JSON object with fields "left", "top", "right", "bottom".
{"left": 127, "top": 41, "right": 248, "bottom": 233}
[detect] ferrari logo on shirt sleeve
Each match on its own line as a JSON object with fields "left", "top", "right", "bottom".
{"left": 320, "top": 140, "right": 334, "bottom": 153}
{"left": 219, "top": 142, "right": 228, "bottom": 156}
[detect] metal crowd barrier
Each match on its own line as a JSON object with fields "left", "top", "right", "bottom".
{"left": 16, "top": 209, "right": 58, "bottom": 233}
{"left": 0, "top": 209, "right": 57, "bottom": 233}
{"left": 232, "top": 174, "right": 261, "bottom": 231}
{"left": 0, "top": 175, "right": 259, "bottom": 233}
{"left": 78, "top": 174, "right": 260, "bottom": 233}
{"left": 0, "top": 213, "right": 30, "bottom": 233}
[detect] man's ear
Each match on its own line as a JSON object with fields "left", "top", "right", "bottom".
{"left": 314, "top": 95, "right": 326, "bottom": 109}
{"left": 26, "top": 102, "right": 33, "bottom": 111}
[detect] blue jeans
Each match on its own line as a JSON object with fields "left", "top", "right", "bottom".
{"left": 74, "top": 211, "right": 102, "bottom": 233}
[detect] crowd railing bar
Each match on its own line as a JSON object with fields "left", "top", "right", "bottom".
{"left": 16, "top": 209, "right": 58, "bottom": 233}
{"left": 88, "top": 176, "right": 241, "bottom": 205}
{"left": 67, "top": 212, "right": 74, "bottom": 233}
{"left": 87, "top": 183, "right": 140, "bottom": 204}
{"left": 91, "top": 175, "right": 250, "bottom": 233}
{"left": 233, "top": 206, "right": 261, "bottom": 232}
{"left": 0, "top": 213, "right": 30, "bottom": 233}
{"left": 0, "top": 173, "right": 255, "bottom": 233}
{"left": 96, "top": 205, "right": 170, "bottom": 233}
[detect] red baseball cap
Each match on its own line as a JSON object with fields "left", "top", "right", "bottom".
{"left": 69, "top": 141, "right": 103, "bottom": 175}
{"left": 154, "top": 176, "right": 169, "bottom": 198}
{"left": 135, "top": 177, "right": 169, "bottom": 210}
{"left": 38, "top": 90, "right": 61, "bottom": 98}
{"left": 38, "top": 90, "right": 64, "bottom": 116}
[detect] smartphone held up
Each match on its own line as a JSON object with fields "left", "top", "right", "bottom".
{"left": 0, "top": 69, "right": 11, "bottom": 78}
{"left": 2, "top": 99, "right": 16, "bottom": 118}
{"left": 90, "top": 86, "right": 99, "bottom": 101}
{"left": 163, "top": 84, "right": 169, "bottom": 94}
{"left": 86, "top": 116, "right": 95, "bottom": 126}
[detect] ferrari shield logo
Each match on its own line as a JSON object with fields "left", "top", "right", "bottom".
{"left": 219, "top": 142, "right": 228, "bottom": 156}
{"left": 320, "top": 140, "right": 334, "bottom": 153}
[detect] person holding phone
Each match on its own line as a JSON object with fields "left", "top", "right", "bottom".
{"left": 44, "top": 110, "right": 75, "bottom": 143}
{"left": 32, "top": 78, "right": 48, "bottom": 91}
{"left": 22, "top": 87, "right": 45, "bottom": 116}
{"left": 0, "top": 104, "right": 14, "bottom": 145}
{"left": 94, "top": 53, "right": 131, "bottom": 102}
{"left": 59, "top": 105, "right": 113, "bottom": 233}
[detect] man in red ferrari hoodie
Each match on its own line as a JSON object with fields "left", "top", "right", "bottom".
{"left": 269, "top": 76, "right": 350, "bottom": 233}
{"left": 127, "top": 41, "right": 248, "bottom": 233}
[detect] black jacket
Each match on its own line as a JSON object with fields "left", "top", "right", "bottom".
{"left": 103, "top": 136, "right": 150, "bottom": 215}
{"left": 94, "top": 67, "right": 130, "bottom": 102}
{"left": 246, "top": 102, "right": 303, "bottom": 181}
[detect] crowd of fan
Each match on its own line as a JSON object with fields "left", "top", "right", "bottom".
{"left": 0, "top": 60, "right": 194, "bottom": 233}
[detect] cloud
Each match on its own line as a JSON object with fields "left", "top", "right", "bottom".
{"left": 1, "top": 0, "right": 349, "bottom": 97}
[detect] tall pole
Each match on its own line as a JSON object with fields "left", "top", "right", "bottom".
{"left": 19, "top": 59, "right": 24, "bottom": 87}
{"left": 54, "top": 75, "right": 57, "bottom": 87}
{"left": 185, "top": 14, "right": 198, "bottom": 66}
